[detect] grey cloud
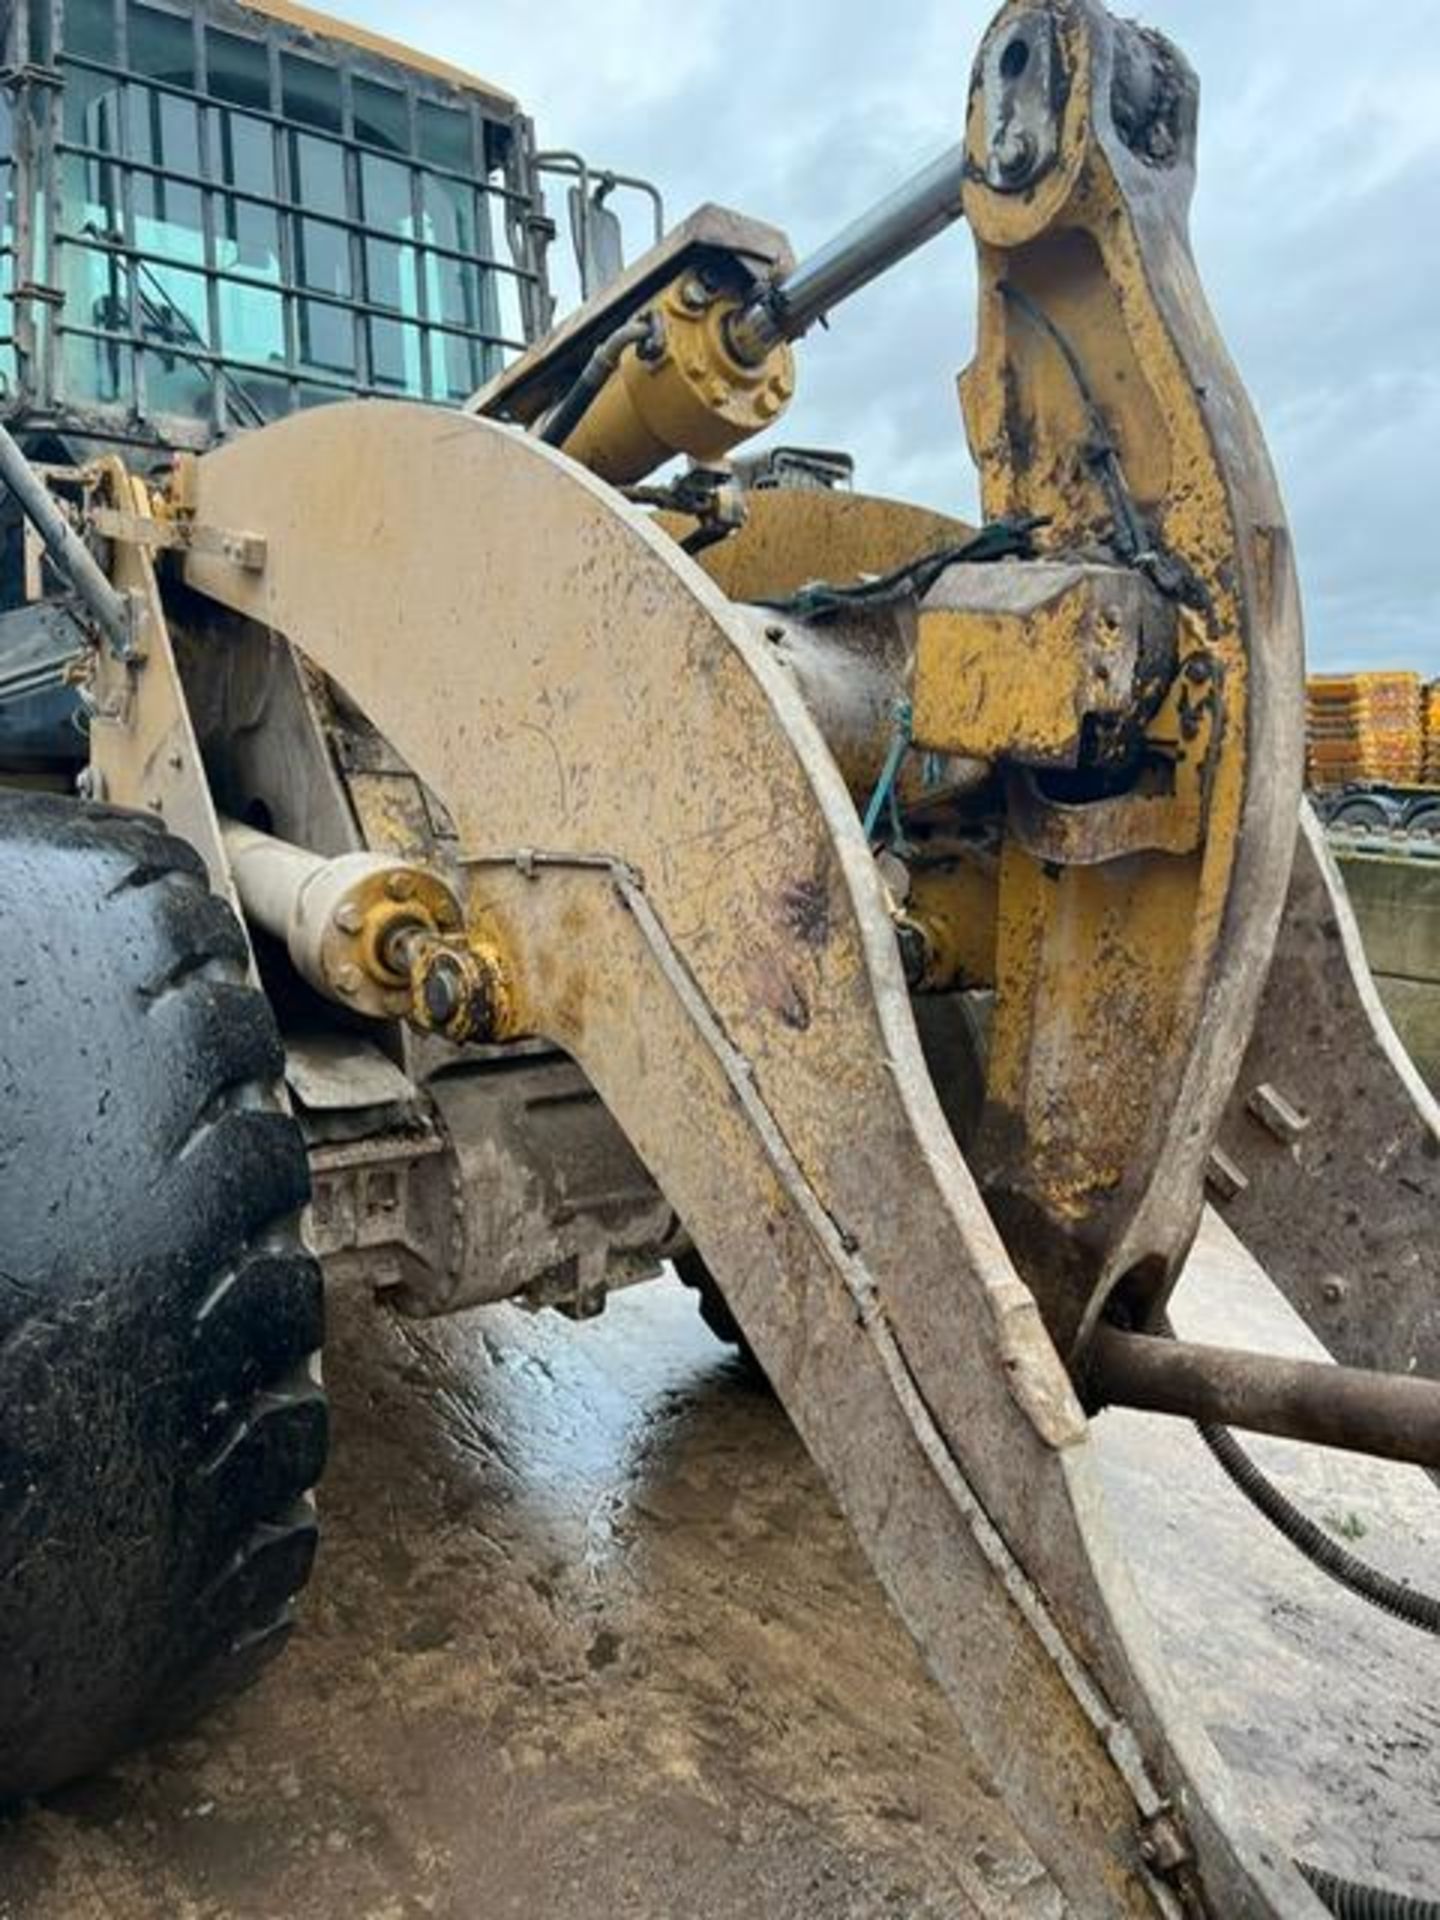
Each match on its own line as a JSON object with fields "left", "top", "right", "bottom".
{"left": 359, "top": 0, "right": 1438, "bottom": 670}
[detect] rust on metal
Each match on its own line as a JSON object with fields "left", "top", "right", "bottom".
{"left": 913, "top": 557, "right": 1175, "bottom": 768}
{"left": 1211, "top": 805, "right": 1440, "bottom": 1380}
{"left": 183, "top": 392, "right": 1312, "bottom": 1916}
{"left": 959, "top": 1, "right": 1304, "bottom": 1355}
{"left": 1089, "top": 1323, "right": 1440, "bottom": 1469}
{"left": 663, "top": 486, "right": 978, "bottom": 602}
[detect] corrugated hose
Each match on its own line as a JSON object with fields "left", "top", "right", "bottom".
{"left": 1298, "top": 1861, "right": 1440, "bottom": 1919}
{"left": 1144, "top": 1319, "right": 1440, "bottom": 1914}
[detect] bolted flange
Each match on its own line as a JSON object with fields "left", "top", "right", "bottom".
{"left": 407, "top": 937, "right": 515, "bottom": 1044}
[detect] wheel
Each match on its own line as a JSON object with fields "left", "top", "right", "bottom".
{"left": 1328, "top": 791, "right": 1393, "bottom": 832}
{"left": 0, "top": 792, "right": 326, "bottom": 1802}
{"left": 675, "top": 1247, "right": 764, "bottom": 1376}
{"left": 1402, "top": 797, "right": 1440, "bottom": 837}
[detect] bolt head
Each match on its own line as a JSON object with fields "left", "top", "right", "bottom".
{"left": 335, "top": 963, "right": 362, "bottom": 996}
{"left": 334, "top": 901, "right": 365, "bottom": 934}
{"left": 993, "top": 129, "right": 1038, "bottom": 184}
{"left": 387, "top": 872, "right": 417, "bottom": 902}
{"left": 421, "top": 954, "right": 466, "bottom": 1027}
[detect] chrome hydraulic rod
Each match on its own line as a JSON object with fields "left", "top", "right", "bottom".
{"left": 727, "top": 141, "right": 967, "bottom": 365}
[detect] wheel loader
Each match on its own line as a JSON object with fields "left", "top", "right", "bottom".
{"left": 1, "top": 0, "right": 1438, "bottom": 1913}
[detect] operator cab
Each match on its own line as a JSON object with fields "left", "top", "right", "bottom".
{"left": 0, "top": 0, "right": 559, "bottom": 457}
{"left": 0, "top": 0, "right": 640, "bottom": 770}
{"left": 0, "top": 0, "right": 662, "bottom": 772}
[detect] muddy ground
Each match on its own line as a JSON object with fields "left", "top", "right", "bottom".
{"left": 1, "top": 1216, "right": 1436, "bottom": 1918}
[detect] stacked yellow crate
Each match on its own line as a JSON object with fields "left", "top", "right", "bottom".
{"left": 1305, "top": 671, "right": 1423, "bottom": 789}
{"left": 1425, "top": 681, "right": 1440, "bottom": 787}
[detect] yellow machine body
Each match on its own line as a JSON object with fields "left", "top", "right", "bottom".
{"left": 33, "top": 3, "right": 1440, "bottom": 1917}
{"left": 559, "top": 275, "right": 797, "bottom": 485}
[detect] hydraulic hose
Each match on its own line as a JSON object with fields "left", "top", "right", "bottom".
{"left": 1197, "top": 1419, "right": 1440, "bottom": 1636}
{"left": 537, "top": 313, "right": 659, "bottom": 450}
{"left": 1298, "top": 1860, "right": 1440, "bottom": 1919}
{"left": 1123, "top": 1323, "right": 1440, "bottom": 1911}
{"left": 1141, "top": 1312, "right": 1440, "bottom": 1634}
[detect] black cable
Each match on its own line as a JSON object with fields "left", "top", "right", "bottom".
{"left": 1143, "top": 1310, "right": 1440, "bottom": 1634}
{"left": 1297, "top": 1859, "right": 1440, "bottom": 1919}
{"left": 537, "top": 312, "right": 659, "bottom": 449}
{"left": 1197, "top": 1418, "right": 1440, "bottom": 1636}
{"left": 753, "top": 514, "right": 1048, "bottom": 622}
{"left": 997, "top": 277, "right": 1150, "bottom": 562}
{"left": 1157, "top": 1331, "right": 1440, "bottom": 1913}
{"left": 996, "top": 279, "right": 1205, "bottom": 608}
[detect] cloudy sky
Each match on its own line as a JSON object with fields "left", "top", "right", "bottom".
{"left": 357, "top": 0, "right": 1438, "bottom": 671}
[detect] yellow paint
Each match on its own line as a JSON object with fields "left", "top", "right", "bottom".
{"left": 905, "top": 860, "right": 999, "bottom": 990}
{"left": 561, "top": 277, "right": 795, "bottom": 485}
{"left": 957, "top": 0, "right": 1303, "bottom": 1342}
{"left": 914, "top": 571, "right": 1137, "bottom": 766}
{"left": 662, "top": 489, "right": 977, "bottom": 602}
{"left": 237, "top": 0, "right": 516, "bottom": 106}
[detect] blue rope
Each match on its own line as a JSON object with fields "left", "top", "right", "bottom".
{"left": 862, "top": 699, "right": 914, "bottom": 845}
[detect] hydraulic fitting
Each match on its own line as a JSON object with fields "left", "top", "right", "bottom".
{"left": 558, "top": 272, "right": 796, "bottom": 485}
{"left": 219, "top": 817, "right": 516, "bottom": 1039}
{"left": 406, "top": 935, "right": 513, "bottom": 1044}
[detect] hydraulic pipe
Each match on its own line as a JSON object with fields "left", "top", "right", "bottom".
{"left": 221, "top": 817, "right": 328, "bottom": 953}
{"left": 538, "top": 312, "right": 659, "bottom": 449}
{"left": 727, "top": 141, "right": 968, "bottom": 365}
{"left": 221, "top": 816, "right": 455, "bottom": 1014}
{"left": 0, "top": 419, "right": 133, "bottom": 656}
{"left": 1089, "top": 1323, "right": 1440, "bottom": 1469}
{"left": 731, "top": 602, "right": 988, "bottom": 807}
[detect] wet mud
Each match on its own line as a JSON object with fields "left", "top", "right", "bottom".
{"left": 1, "top": 1217, "right": 1435, "bottom": 1917}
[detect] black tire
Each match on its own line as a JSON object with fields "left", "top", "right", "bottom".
{"left": 1329, "top": 792, "right": 1393, "bottom": 833}
{"left": 0, "top": 791, "right": 326, "bottom": 1803}
{"left": 675, "top": 1247, "right": 764, "bottom": 1377}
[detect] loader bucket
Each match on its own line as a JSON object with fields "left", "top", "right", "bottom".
{"left": 1212, "top": 803, "right": 1440, "bottom": 1384}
